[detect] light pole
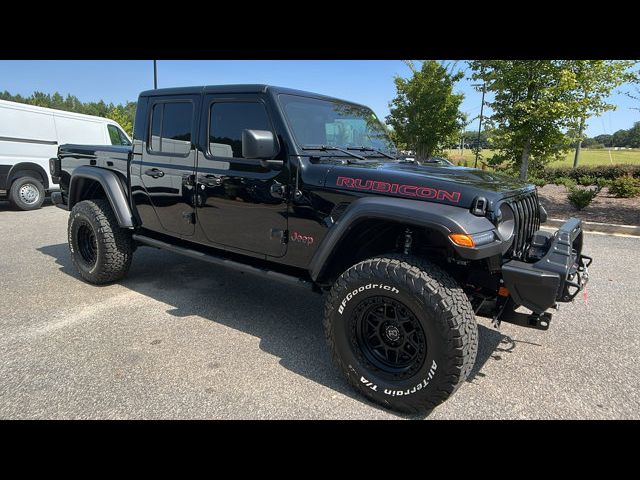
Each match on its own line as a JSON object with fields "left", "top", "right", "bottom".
{"left": 153, "top": 60, "right": 158, "bottom": 89}
{"left": 473, "top": 80, "right": 486, "bottom": 169}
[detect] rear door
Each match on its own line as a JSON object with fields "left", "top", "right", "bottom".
{"left": 139, "top": 95, "right": 200, "bottom": 236}
{"left": 195, "top": 94, "right": 288, "bottom": 257}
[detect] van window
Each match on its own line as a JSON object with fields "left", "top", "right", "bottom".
{"left": 149, "top": 102, "right": 193, "bottom": 155}
{"left": 118, "top": 128, "right": 131, "bottom": 146}
{"left": 209, "top": 102, "right": 271, "bottom": 158}
{"left": 108, "top": 124, "right": 131, "bottom": 146}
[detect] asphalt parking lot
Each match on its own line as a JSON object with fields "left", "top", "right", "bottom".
{"left": 1, "top": 201, "right": 639, "bottom": 419}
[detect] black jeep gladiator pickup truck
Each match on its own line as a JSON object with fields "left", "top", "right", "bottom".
{"left": 50, "top": 85, "right": 591, "bottom": 413}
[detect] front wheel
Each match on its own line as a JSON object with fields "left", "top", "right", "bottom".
{"left": 324, "top": 255, "right": 478, "bottom": 414}
{"left": 68, "top": 199, "right": 133, "bottom": 284}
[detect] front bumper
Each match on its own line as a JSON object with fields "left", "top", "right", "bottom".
{"left": 501, "top": 217, "right": 591, "bottom": 315}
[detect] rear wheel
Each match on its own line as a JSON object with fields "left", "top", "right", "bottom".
{"left": 68, "top": 199, "right": 133, "bottom": 284}
{"left": 9, "top": 176, "right": 45, "bottom": 210}
{"left": 324, "top": 255, "right": 478, "bottom": 414}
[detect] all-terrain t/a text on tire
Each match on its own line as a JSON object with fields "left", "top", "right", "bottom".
{"left": 324, "top": 255, "right": 478, "bottom": 414}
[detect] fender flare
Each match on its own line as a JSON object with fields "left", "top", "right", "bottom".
{"left": 308, "top": 196, "right": 498, "bottom": 282}
{"left": 68, "top": 165, "right": 134, "bottom": 228}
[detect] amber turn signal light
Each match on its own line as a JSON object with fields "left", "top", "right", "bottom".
{"left": 449, "top": 233, "right": 475, "bottom": 248}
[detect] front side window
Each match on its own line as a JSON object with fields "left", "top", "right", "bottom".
{"left": 209, "top": 102, "right": 272, "bottom": 158}
{"left": 278, "top": 94, "right": 394, "bottom": 153}
{"left": 117, "top": 127, "right": 131, "bottom": 145}
{"left": 108, "top": 124, "right": 121, "bottom": 145}
{"left": 108, "top": 124, "right": 131, "bottom": 146}
{"left": 149, "top": 102, "right": 193, "bottom": 155}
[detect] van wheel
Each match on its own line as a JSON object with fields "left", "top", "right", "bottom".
{"left": 9, "top": 176, "right": 45, "bottom": 210}
{"left": 324, "top": 255, "right": 478, "bottom": 414}
{"left": 68, "top": 199, "right": 133, "bottom": 284}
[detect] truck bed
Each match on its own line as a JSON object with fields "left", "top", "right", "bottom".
{"left": 57, "top": 144, "right": 132, "bottom": 191}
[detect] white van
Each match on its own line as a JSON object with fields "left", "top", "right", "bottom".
{"left": 0, "top": 99, "right": 131, "bottom": 210}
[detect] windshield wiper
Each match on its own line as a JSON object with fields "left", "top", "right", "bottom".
{"left": 301, "top": 145, "right": 367, "bottom": 162}
{"left": 346, "top": 146, "right": 395, "bottom": 160}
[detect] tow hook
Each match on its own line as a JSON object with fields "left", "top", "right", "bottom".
{"left": 493, "top": 297, "right": 553, "bottom": 331}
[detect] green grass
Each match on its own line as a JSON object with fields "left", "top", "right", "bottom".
{"left": 444, "top": 148, "right": 640, "bottom": 168}
{"left": 548, "top": 149, "right": 640, "bottom": 167}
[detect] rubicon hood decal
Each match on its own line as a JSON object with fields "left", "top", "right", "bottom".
{"left": 336, "top": 176, "right": 461, "bottom": 203}
{"left": 320, "top": 162, "right": 534, "bottom": 209}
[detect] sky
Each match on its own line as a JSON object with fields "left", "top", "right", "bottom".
{"left": 0, "top": 60, "right": 637, "bottom": 137}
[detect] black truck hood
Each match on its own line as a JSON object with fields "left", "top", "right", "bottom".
{"left": 323, "top": 161, "right": 533, "bottom": 210}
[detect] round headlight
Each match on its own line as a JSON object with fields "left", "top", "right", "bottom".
{"left": 497, "top": 203, "right": 515, "bottom": 241}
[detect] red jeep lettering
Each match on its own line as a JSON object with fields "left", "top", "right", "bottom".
{"left": 437, "top": 190, "right": 461, "bottom": 202}
{"left": 398, "top": 185, "right": 418, "bottom": 197}
{"left": 335, "top": 175, "right": 461, "bottom": 204}
{"left": 372, "top": 181, "right": 391, "bottom": 193}
{"left": 416, "top": 187, "right": 437, "bottom": 199}
{"left": 336, "top": 176, "right": 355, "bottom": 187}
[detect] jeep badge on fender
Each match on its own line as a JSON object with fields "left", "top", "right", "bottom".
{"left": 51, "top": 84, "right": 592, "bottom": 414}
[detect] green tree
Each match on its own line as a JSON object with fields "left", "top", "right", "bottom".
{"left": 624, "top": 67, "right": 640, "bottom": 112}
{"left": 568, "top": 60, "right": 635, "bottom": 168}
{"left": 106, "top": 105, "right": 134, "bottom": 136}
{"left": 462, "top": 129, "right": 491, "bottom": 149}
{"left": 386, "top": 61, "right": 464, "bottom": 160}
{"left": 628, "top": 122, "right": 640, "bottom": 148}
{"left": 594, "top": 134, "right": 613, "bottom": 147}
{"left": 470, "top": 61, "right": 585, "bottom": 180}
{"left": 31, "top": 91, "right": 51, "bottom": 108}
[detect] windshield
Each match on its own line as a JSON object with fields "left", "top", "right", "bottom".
{"left": 279, "top": 94, "right": 395, "bottom": 154}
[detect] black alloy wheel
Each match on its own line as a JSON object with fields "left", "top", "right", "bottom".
{"left": 76, "top": 222, "right": 98, "bottom": 267}
{"left": 352, "top": 296, "right": 427, "bottom": 380}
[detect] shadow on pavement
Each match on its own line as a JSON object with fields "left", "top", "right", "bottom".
{"left": 38, "top": 241, "right": 517, "bottom": 418}
{"left": 467, "top": 323, "right": 542, "bottom": 383}
{"left": 0, "top": 198, "right": 54, "bottom": 211}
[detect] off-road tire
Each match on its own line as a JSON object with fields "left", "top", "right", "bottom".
{"left": 9, "top": 176, "right": 45, "bottom": 211}
{"left": 68, "top": 199, "right": 133, "bottom": 284}
{"left": 324, "top": 254, "right": 478, "bottom": 414}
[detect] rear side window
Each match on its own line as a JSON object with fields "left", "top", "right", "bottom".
{"left": 209, "top": 102, "right": 271, "bottom": 158}
{"left": 149, "top": 101, "right": 193, "bottom": 155}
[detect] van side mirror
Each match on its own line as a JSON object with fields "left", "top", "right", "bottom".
{"left": 242, "top": 129, "right": 278, "bottom": 159}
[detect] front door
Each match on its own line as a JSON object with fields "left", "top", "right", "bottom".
{"left": 195, "top": 94, "right": 288, "bottom": 257}
{"left": 139, "top": 95, "right": 199, "bottom": 236}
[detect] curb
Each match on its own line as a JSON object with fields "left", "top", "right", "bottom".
{"left": 544, "top": 218, "right": 640, "bottom": 236}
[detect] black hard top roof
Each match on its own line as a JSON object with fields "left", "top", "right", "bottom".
{"left": 138, "top": 84, "right": 368, "bottom": 108}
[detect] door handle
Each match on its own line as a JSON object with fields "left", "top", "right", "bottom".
{"left": 144, "top": 168, "right": 165, "bottom": 178}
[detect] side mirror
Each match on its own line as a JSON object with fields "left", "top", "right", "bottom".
{"left": 242, "top": 129, "right": 278, "bottom": 159}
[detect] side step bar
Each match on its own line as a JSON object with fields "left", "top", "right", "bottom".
{"left": 132, "top": 234, "right": 315, "bottom": 291}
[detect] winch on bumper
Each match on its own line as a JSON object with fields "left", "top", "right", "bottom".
{"left": 498, "top": 217, "right": 592, "bottom": 330}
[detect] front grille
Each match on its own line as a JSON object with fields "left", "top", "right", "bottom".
{"left": 507, "top": 190, "right": 541, "bottom": 259}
